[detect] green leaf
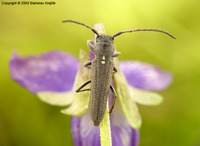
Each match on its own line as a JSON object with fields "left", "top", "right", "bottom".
{"left": 37, "top": 91, "right": 73, "bottom": 106}
{"left": 129, "top": 86, "right": 163, "bottom": 106}
{"left": 113, "top": 58, "right": 142, "bottom": 129}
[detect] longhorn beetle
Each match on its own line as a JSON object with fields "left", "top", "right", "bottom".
{"left": 62, "top": 20, "right": 176, "bottom": 126}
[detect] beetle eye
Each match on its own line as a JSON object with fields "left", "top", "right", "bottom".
{"left": 96, "top": 35, "right": 102, "bottom": 41}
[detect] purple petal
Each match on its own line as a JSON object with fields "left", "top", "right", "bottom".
{"left": 71, "top": 103, "right": 139, "bottom": 146}
{"left": 10, "top": 51, "right": 79, "bottom": 94}
{"left": 119, "top": 61, "right": 172, "bottom": 91}
{"left": 110, "top": 102, "right": 139, "bottom": 146}
{"left": 89, "top": 41, "right": 95, "bottom": 61}
{"left": 89, "top": 49, "right": 95, "bottom": 61}
{"left": 71, "top": 112, "right": 100, "bottom": 146}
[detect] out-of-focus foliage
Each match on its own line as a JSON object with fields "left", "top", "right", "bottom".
{"left": 0, "top": 0, "right": 200, "bottom": 146}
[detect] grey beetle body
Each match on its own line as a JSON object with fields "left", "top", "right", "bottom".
{"left": 77, "top": 35, "right": 119, "bottom": 126}
{"left": 62, "top": 20, "right": 175, "bottom": 126}
{"left": 90, "top": 35, "right": 116, "bottom": 126}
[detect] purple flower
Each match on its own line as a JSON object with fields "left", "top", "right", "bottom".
{"left": 10, "top": 24, "right": 172, "bottom": 146}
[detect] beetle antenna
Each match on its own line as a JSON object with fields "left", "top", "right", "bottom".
{"left": 62, "top": 20, "right": 100, "bottom": 37}
{"left": 112, "top": 29, "right": 176, "bottom": 39}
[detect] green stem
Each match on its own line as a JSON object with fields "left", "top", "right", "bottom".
{"left": 100, "top": 102, "right": 112, "bottom": 146}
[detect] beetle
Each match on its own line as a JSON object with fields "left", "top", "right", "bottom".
{"left": 62, "top": 20, "right": 176, "bottom": 126}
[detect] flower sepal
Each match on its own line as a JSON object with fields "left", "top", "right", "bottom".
{"left": 61, "top": 50, "right": 90, "bottom": 116}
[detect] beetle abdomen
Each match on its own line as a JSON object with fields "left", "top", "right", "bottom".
{"left": 90, "top": 58, "right": 113, "bottom": 126}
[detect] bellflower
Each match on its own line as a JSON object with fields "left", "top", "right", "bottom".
{"left": 10, "top": 24, "right": 172, "bottom": 146}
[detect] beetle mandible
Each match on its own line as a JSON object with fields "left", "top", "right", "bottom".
{"left": 62, "top": 20, "right": 176, "bottom": 126}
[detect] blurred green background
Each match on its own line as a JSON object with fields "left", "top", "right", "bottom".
{"left": 0, "top": 0, "right": 200, "bottom": 145}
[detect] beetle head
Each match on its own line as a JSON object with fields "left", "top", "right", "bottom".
{"left": 95, "top": 35, "right": 115, "bottom": 57}
{"left": 96, "top": 35, "right": 114, "bottom": 44}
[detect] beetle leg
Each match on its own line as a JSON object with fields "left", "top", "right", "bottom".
{"left": 112, "top": 52, "right": 121, "bottom": 57}
{"left": 113, "top": 66, "right": 118, "bottom": 73}
{"left": 109, "top": 85, "right": 117, "bottom": 114}
{"left": 87, "top": 40, "right": 95, "bottom": 52}
{"left": 76, "top": 80, "right": 91, "bottom": 93}
{"left": 76, "top": 88, "right": 91, "bottom": 92}
{"left": 84, "top": 61, "right": 92, "bottom": 69}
